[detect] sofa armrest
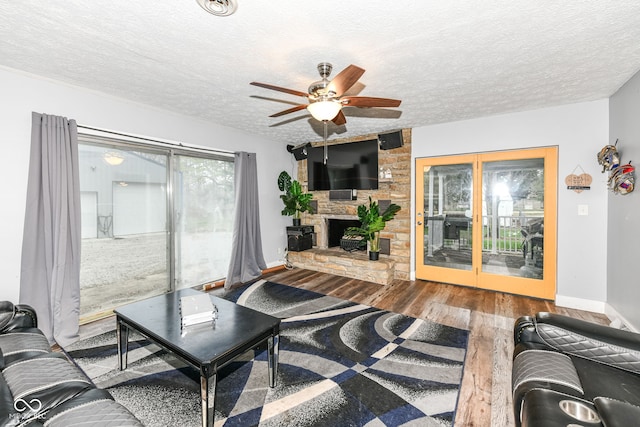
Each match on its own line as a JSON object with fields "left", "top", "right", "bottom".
{"left": 1, "top": 304, "right": 38, "bottom": 333}
{"left": 514, "top": 315, "right": 545, "bottom": 346}
{"left": 13, "top": 304, "right": 38, "bottom": 328}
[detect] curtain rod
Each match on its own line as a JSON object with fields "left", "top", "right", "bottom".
{"left": 77, "top": 124, "right": 235, "bottom": 156}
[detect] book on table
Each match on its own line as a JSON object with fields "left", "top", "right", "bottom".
{"left": 180, "top": 293, "right": 217, "bottom": 327}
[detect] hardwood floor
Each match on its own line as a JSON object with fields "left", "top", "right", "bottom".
{"left": 261, "top": 267, "right": 610, "bottom": 427}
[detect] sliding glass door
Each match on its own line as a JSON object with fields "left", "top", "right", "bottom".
{"left": 174, "top": 155, "right": 234, "bottom": 289}
{"left": 79, "top": 144, "right": 169, "bottom": 318}
{"left": 416, "top": 147, "right": 557, "bottom": 299}
{"left": 416, "top": 155, "right": 477, "bottom": 287}
{"left": 78, "top": 139, "right": 234, "bottom": 319}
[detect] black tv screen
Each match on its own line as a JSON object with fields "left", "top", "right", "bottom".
{"left": 307, "top": 139, "right": 379, "bottom": 190}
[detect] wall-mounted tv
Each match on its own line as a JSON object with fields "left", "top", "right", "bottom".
{"left": 307, "top": 139, "right": 378, "bottom": 190}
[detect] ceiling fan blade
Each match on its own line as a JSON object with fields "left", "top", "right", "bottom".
{"left": 332, "top": 110, "right": 347, "bottom": 126}
{"left": 269, "top": 104, "right": 308, "bottom": 118}
{"left": 327, "top": 65, "right": 365, "bottom": 97}
{"left": 341, "top": 96, "right": 402, "bottom": 108}
{"left": 250, "top": 82, "right": 309, "bottom": 98}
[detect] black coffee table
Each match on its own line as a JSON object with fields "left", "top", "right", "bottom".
{"left": 115, "top": 288, "right": 280, "bottom": 427}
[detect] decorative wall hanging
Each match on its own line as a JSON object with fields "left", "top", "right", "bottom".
{"left": 609, "top": 162, "right": 635, "bottom": 195}
{"left": 597, "top": 139, "right": 635, "bottom": 195}
{"left": 597, "top": 140, "right": 620, "bottom": 172}
{"left": 565, "top": 165, "right": 592, "bottom": 193}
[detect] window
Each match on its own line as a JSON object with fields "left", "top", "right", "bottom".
{"left": 78, "top": 135, "right": 234, "bottom": 319}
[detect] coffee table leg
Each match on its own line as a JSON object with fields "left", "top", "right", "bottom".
{"left": 201, "top": 370, "right": 216, "bottom": 427}
{"left": 268, "top": 334, "right": 279, "bottom": 387}
{"left": 116, "top": 319, "right": 129, "bottom": 370}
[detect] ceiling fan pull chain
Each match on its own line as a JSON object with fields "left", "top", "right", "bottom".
{"left": 323, "top": 121, "right": 328, "bottom": 164}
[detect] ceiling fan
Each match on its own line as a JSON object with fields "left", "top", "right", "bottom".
{"left": 250, "top": 62, "right": 402, "bottom": 126}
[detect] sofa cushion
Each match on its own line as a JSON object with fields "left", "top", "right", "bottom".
{"left": 43, "top": 398, "right": 143, "bottom": 427}
{"left": 0, "top": 330, "right": 51, "bottom": 369}
{"left": 19, "top": 389, "right": 144, "bottom": 427}
{"left": 2, "top": 353, "right": 94, "bottom": 423}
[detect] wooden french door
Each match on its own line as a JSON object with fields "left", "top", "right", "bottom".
{"left": 415, "top": 147, "right": 557, "bottom": 300}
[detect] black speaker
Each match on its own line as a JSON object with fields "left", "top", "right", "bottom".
{"left": 288, "top": 233, "right": 313, "bottom": 252}
{"left": 329, "top": 189, "right": 357, "bottom": 200}
{"left": 287, "top": 143, "right": 310, "bottom": 160}
{"left": 379, "top": 238, "right": 391, "bottom": 255}
{"left": 378, "top": 131, "right": 403, "bottom": 150}
{"left": 378, "top": 199, "right": 391, "bottom": 212}
{"left": 286, "top": 225, "right": 314, "bottom": 236}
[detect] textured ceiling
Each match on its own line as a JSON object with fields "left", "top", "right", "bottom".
{"left": 1, "top": 1, "right": 640, "bottom": 144}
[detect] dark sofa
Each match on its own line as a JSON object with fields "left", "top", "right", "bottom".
{"left": 512, "top": 311, "right": 640, "bottom": 427}
{"left": 0, "top": 301, "right": 143, "bottom": 426}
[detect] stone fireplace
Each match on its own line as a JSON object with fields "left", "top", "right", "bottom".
{"left": 285, "top": 128, "right": 411, "bottom": 285}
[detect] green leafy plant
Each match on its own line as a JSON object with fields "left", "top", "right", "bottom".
{"left": 278, "top": 171, "right": 314, "bottom": 220}
{"left": 345, "top": 197, "right": 401, "bottom": 253}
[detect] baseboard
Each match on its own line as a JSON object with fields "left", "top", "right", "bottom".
{"left": 263, "top": 264, "right": 286, "bottom": 274}
{"left": 201, "top": 264, "right": 286, "bottom": 291}
{"left": 605, "top": 303, "right": 639, "bottom": 332}
{"left": 554, "top": 294, "right": 607, "bottom": 314}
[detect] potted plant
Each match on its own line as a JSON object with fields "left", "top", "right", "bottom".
{"left": 278, "top": 171, "right": 314, "bottom": 226}
{"left": 345, "top": 197, "right": 401, "bottom": 260}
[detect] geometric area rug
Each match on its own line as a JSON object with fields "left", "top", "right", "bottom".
{"left": 63, "top": 280, "right": 469, "bottom": 427}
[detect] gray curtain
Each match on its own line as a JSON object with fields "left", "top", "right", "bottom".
{"left": 225, "top": 152, "right": 267, "bottom": 289}
{"left": 20, "top": 112, "right": 81, "bottom": 346}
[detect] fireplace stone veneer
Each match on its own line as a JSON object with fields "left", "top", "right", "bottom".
{"left": 287, "top": 248, "right": 395, "bottom": 285}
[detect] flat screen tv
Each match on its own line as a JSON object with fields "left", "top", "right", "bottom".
{"left": 307, "top": 139, "right": 378, "bottom": 190}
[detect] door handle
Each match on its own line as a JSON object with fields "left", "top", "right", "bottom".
{"left": 417, "top": 221, "right": 422, "bottom": 225}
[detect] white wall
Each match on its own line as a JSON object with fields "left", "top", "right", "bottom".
{"left": 412, "top": 100, "right": 609, "bottom": 307}
{"left": 608, "top": 68, "right": 640, "bottom": 329}
{"left": 0, "top": 67, "right": 293, "bottom": 303}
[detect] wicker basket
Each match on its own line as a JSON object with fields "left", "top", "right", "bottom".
{"left": 340, "top": 236, "right": 365, "bottom": 252}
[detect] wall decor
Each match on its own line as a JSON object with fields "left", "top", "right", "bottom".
{"left": 597, "top": 139, "right": 635, "bottom": 195}
{"left": 597, "top": 140, "right": 620, "bottom": 172}
{"left": 565, "top": 165, "right": 592, "bottom": 193}
{"left": 609, "top": 162, "right": 635, "bottom": 195}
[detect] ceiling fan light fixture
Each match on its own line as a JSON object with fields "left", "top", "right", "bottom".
{"left": 307, "top": 100, "right": 342, "bottom": 122}
{"left": 103, "top": 151, "right": 125, "bottom": 166}
{"left": 196, "top": 0, "right": 237, "bottom": 16}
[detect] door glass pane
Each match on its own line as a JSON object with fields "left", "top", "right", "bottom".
{"left": 174, "top": 155, "right": 234, "bottom": 289}
{"left": 423, "top": 164, "right": 473, "bottom": 270}
{"left": 481, "top": 158, "right": 544, "bottom": 279}
{"left": 79, "top": 145, "right": 169, "bottom": 318}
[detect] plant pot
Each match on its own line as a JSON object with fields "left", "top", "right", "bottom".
{"left": 369, "top": 251, "right": 380, "bottom": 261}
{"left": 292, "top": 218, "right": 301, "bottom": 226}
